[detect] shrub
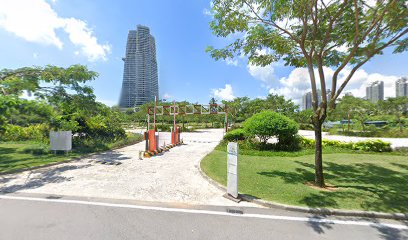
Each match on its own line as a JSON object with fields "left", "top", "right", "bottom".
{"left": 298, "top": 123, "right": 314, "bottom": 130}
{"left": 213, "top": 122, "right": 222, "bottom": 128}
{"left": 275, "top": 134, "right": 301, "bottom": 151}
{"left": 351, "top": 140, "right": 392, "bottom": 152}
{"left": 223, "top": 129, "right": 247, "bottom": 141}
{"left": 299, "top": 137, "right": 391, "bottom": 152}
{"left": 299, "top": 136, "right": 315, "bottom": 148}
{"left": 322, "top": 139, "right": 352, "bottom": 148}
{"left": 1, "top": 124, "right": 49, "bottom": 142}
{"left": 243, "top": 110, "right": 298, "bottom": 145}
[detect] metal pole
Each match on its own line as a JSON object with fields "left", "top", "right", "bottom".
{"left": 147, "top": 114, "right": 150, "bottom": 131}
{"left": 225, "top": 106, "right": 229, "bottom": 132}
{"left": 173, "top": 100, "right": 176, "bottom": 132}
{"left": 154, "top": 96, "right": 157, "bottom": 131}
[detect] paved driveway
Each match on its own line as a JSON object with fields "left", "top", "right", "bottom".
{"left": 0, "top": 129, "right": 254, "bottom": 207}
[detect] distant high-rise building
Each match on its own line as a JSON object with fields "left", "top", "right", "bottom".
{"left": 302, "top": 89, "right": 330, "bottom": 110}
{"left": 119, "top": 25, "right": 159, "bottom": 108}
{"left": 302, "top": 92, "right": 313, "bottom": 110}
{"left": 366, "top": 81, "right": 384, "bottom": 102}
{"left": 396, "top": 77, "right": 408, "bottom": 97}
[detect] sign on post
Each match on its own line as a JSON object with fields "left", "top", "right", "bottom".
{"left": 50, "top": 131, "right": 72, "bottom": 151}
{"left": 227, "top": 142, "right": 238, "bottom": 199}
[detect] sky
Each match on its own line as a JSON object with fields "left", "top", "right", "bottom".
{"left": 0, "top": 0, "right": 407, "bottom": 107}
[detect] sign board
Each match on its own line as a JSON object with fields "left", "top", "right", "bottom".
{"left": 50, "top": 131, "right": 72, "bottom": 151}
{"left": 227, "top": 142, "right": 238, "bottom": 198}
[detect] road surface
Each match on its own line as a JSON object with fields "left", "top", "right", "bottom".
{"left": 0, "top": 129, "right": 257, "bottom": 207}
{"left": 0, "top": 194, "right": 407, "bottom": 240}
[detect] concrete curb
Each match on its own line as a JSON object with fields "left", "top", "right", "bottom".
{"left": 197, "top": 161, "right": 408, "bottom": 221}
{"left": 0, "top": 139, "right": 143, "bottom": 176}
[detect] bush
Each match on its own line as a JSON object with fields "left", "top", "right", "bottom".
{"left": 351, "top": 140, "right": 392, "bottom": 152}
{"left": 1, "top": 124, "right": 49, "bottom": 142}
{"left": 243, "top": 110, "right": 298, "bottom": 145}
{"left": 213, "top": 122, "right": 222, "bottom": 128}
{"left": 299, "top": 137, "right": 391, "bottom": 152}
{"left": 298, "top": 123, "right": 314, "bottom": 130}
{"left": 274, "top": 134, "right": 301, "bottom": 151}
{"left": 223, "top": 129, "right": 247, "bottom": 141}
{"left": 73, "top": 132, "right": 143, "bottom": 153}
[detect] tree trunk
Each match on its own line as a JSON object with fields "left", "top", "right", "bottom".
{"left": 313, "top": 121, "right": 325, "bottom": 187}
{"left": 397, "top": 115, "right": 403, "bottom": 133}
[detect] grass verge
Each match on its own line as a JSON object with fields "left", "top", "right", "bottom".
{"left": 201, "top": 148, "right": 408, "bottom": 213}
{"left": 0, "top": 133, "right": 143, "bottom": 174}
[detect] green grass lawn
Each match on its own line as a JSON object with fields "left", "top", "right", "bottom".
{"left": 201, "top": 149, "right": 408, "bottom": 213}
{"left": 0, "top": 133, "right": 143, "bottom": 174}
{"left": 0, "top": 142, "right": 81, "bottom": 174}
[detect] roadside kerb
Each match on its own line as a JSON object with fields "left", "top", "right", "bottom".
{"left": 197, "top": 160, "right": 408, "bottom": 220}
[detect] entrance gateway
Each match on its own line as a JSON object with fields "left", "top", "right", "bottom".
{"left": 142, "top": 101, "right": 229, "bottom": 157}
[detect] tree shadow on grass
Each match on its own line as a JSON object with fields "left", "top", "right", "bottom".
{"left": 0, "top": 146, "right": 17, "bottom": 155}
{"left": 266, "top": 160, "right": 408, "bottom": 213}
{"left": 257, "top": 158, "right": 408, "bottom": 237}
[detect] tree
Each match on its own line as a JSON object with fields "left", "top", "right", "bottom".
{"left": 1, "top": 65, "right": 97, "bottom": 104}
{"left": 333, "top": 95, "right": 375, "bottom": 132}
{"left": 264, "top": 94, "right": 299, "bottom": 118}
{"left": 243, "top": 110, "right": 298, "bottom": 144}
{"left": 380, "top": 97, "right": 408, "bottom": 132}
{"left": 207, "top": 0, "right": 407, "bottom": 187}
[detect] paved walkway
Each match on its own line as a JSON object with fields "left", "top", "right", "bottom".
{"left": 299, "top": 130, "right": 408, "bottom": 149}
{"left": 0, "top": 129, "right": 255, "bottom": 207}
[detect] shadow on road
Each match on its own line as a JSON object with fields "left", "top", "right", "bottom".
{"left": 0, "top": 164, "right": 92, "bottom": 194}
{"left": 92, "top": 151, "right": 132, "bottom": 164}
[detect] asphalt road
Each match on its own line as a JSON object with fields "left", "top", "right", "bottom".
{"left": 0, "top": 194, "right": 407, "bottom": 240}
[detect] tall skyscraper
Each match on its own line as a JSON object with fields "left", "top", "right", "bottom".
{"left": 302, "top": 91, "right": 312, "bottom": 110}
{"left": 119, "top": 25, "right": 159, "bottom": 108}
{"left": 396, "top": 77, "right": 408, "bottom": 97}
{"left": 302, "top": 89, "right": 330, "bottom": 110}
{"left": 366, "top": 81, "right": 384, "bottom": 102}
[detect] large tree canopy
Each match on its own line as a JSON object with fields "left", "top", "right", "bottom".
{"left": 207, "top": 0, "right": 408, "bottom": 187}
{"left": 0, "top": 65, "right": 98, "bottom": 98}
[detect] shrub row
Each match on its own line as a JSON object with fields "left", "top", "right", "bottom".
{"left": 300, "top": 137, "right": 391, "bottom": 152}
{"left": 1, "top": 124, "right": 49, "bottom": 142}
{"left": 223, "top": 129, "right": 247, "bottom": 141}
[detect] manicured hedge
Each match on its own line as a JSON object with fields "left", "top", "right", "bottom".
{"left": 223, "top": 128, "right": 247, "bottom": 141}
{"left": 300, "top": 137, "right": 392, "bottom": 152}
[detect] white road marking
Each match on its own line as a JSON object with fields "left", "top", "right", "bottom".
{"left": 0, "top": 195, "right": 406, "bottom": 230}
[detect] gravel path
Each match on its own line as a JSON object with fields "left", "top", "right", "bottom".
{"left": 299, "top": 130, "right": 408, "bottom": 149}
{"left": 0, "top": 129, "right": 256, "bottom": 207}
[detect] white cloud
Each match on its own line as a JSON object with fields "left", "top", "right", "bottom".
{"left": 211, "top": 84, "right": 235, "bottom": 101}
{"left": 98, "top": 99, "right": 116, "bottom": 107}
{"left": 163, "top": 93, "right": 172, "bottom": 99}
{"left": 33, "top": 52, "right": 39, "bottom": 59}
{"left": 224, "top": 58, "right": 238, "bottom": 66}
{"left": 63, "top": 18, "right": 111, "bottom": 61}
{"left": 247, "top": 63, "right": 276, "bottom": 87}
{"left": 0, "top": 0, "right": 110, "bottom": 61}
{"left": 203, "top": 8, "right": 212, "bottom": 16}
{"left": 268, "top": 66, "right": 399, "bottom": 104}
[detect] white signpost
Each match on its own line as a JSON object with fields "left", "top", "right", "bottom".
{"left": 226, "top": 142, "right": 240, "bottom": 201}
{"left": 50, "top": 131, "right": 72, "bottom": 153}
